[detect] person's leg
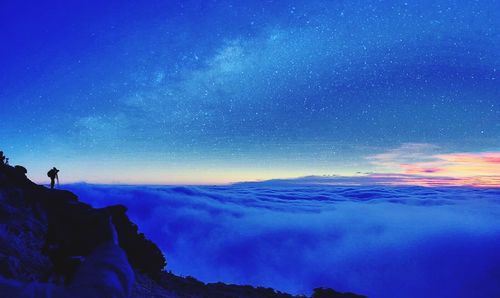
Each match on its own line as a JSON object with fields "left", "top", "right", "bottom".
{"left": 51, "top": 178, "right": 55, "bottom": 189}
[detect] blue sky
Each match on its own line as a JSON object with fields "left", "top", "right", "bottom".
{"left": 1, "top": 0, "right": 499, "bottom": 184}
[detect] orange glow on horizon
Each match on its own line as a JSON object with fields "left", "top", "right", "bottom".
{"left": 393, "top": 152, "right": 500, "bottom": 187}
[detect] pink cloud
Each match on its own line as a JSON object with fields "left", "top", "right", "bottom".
{"left": 485, "top": 157, "right": 500, "bottom": 163}
{"left": 436, "top": 152, "right": 500, "bottom": 164}
{"left": 401, "top": 164, "right": 443, "bottom": 174}
{"left": 367, "top": 144, "right": 500, "bottom": 187}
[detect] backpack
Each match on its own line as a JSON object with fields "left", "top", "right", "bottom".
{"left": 47, "top": 170, "right": 54, "bottom": 178}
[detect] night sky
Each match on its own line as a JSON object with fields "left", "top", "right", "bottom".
{"left": 1, "top": 0, "right": 499, "bottom": 184}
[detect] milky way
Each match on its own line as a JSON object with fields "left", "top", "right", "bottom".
{"left": 1, "top": 0, "right": 499, "bottom": 184}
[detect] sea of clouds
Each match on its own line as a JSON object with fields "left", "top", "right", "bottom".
{"left": 65, "top": 182, "right": 500, "bottom": 298}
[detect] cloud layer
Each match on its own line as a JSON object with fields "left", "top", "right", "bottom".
{"left": 66, "top": 183, "right": 500, "bottom": 298}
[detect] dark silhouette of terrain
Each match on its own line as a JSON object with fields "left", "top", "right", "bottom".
{"left": 0, "top": 157, "right": 365, "bottom": 297}
{"left": 0, "top": 161, "right": 165, "bottom": 281}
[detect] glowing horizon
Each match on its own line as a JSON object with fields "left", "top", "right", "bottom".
{"left": 15, "top": 144, "right": 500, "bottom": 188}
{"left": 1, "top": 1, "right": 499, "bottom": 186}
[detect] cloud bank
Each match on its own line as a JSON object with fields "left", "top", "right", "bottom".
{"left": 65, "top": 183, "right": 500, "bottom": 298}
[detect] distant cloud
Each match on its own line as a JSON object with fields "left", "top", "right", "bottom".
{"left": 237, "top": 173, "right": 500, "bottom": 188}
{"left": 365, "top": 143, "right": 500, "bottom": 187}
{"left": 367, "top": 143, "right": 441, "bottom": 169}
{"left": 437, "top": 152, "right": 500, "bottom": 166}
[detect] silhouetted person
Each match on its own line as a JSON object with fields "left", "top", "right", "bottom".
{"left": 47, "top": 167, "right": 60, "bottom": 189}
{"left": 0, "top": 151, "right": 5, "bottom": 165}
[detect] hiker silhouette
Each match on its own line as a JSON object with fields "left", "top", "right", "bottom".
{"left": 47, "top": 167, "right": 60, "bottom": 189}
{"left": 0, "top": 151, "right": 5, "bottom": 165}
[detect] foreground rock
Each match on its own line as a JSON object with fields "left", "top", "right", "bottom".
{"left": 0, "top": 163, "right": 364, "bottom": 298}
